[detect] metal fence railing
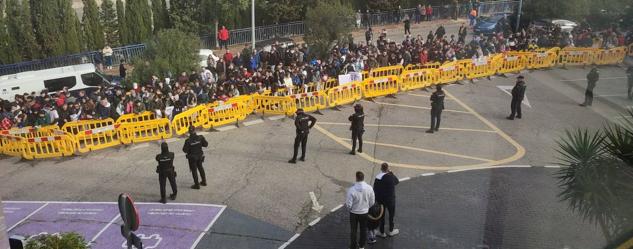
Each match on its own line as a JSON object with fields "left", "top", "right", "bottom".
{"left": 199, "top": 21, "right": 305, "bottom": 49}
{"left": 0, "top": 44, "right": 146, "bottom": 76}
{"left": 361, "top": 0, "right": 520, "bottom": 27}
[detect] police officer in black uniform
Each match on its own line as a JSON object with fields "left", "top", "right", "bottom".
{"left": 156, "top": 142, "right": 177, "bottom": 204}
{"left": 289, "top": 109, "right": 317, "bottom": 164}
{"left": 507, "top": 75, "right": 526, "bottom": 120}
{"left": 349, "top": 104, "right": 365, "bottom": 155}
{"left": 580, "top": 66, "right": 599, "bottom": 107}
{"left": 183, "top": 126, "right": 208, "bottom": 189}
{"left": 426, "top": 85, "right": 445, "bottom": 133}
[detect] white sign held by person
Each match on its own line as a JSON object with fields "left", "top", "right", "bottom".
{"left": 338, "top": 72, "right": 363, "bottom": 86}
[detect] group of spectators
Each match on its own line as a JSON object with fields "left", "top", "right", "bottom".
{"left": 1, "top": 16, "right": 631, "bottom": 130}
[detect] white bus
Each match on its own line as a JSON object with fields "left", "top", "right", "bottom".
{"left": 0, "top": 64, "right": 114, "bottom": 102}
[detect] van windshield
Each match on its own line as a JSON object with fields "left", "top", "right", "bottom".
{"left": 81, "top": 72, "right": 110, "bottom": 87}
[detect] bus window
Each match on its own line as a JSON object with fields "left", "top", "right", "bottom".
{"left": 81, "top": 72, "right": 106, "bottom": 87}
{"left": 44, "top": 76, "right": 77, "bottom": 92}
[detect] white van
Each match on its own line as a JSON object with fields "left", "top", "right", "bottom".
{"left": 0, "top": 64, "right": 113, "bottom": 102}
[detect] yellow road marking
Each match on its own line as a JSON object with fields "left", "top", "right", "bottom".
{"left": 317, "top": 122, "right": 497, "bottom": 133}
{"left": 361, "top": 100, "right": 470, "bottom": 114}
{"left": 315, "top": 89, "right": 526, "bottom": 171}
{"left": 339, "top": 137, "right": 494, "bottom": 162}
{"left": 407, "top": 93, "right": 455, "bottom": 100}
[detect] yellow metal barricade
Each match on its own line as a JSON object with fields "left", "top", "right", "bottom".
{"left": 404, "top": 62, "right": 441, "bottom": 71}
{"left": 226, "top": 95, "right": 256, "bottom": 114}
{"left": 116, "top": 111, "right": 156, "bottom": 124}
{"left": 327, "top": 83, "right": 363, "bottom": 107}
{"left": 437, "top": 61, "right": 462, "bottom": 84}
{"left": 401, "top": 68, "right": 439, "bottom": 91}
{"left": 526, "top": 47, "right": 559, "bottom": 69}
{"left": 322, "top": 79, "right": 339, "bottom": 91}
{"left": 203, "top": 101, "right": 249, "bottom": 129}
{"left": 62, "top": 119, "right": 121, "bottom": 153}
{"left": 369, "top": 65, "right": 403, "bottom": 78}
{"left": 362, "top": 76, "right": 400, "bottom": 98}
{"left": 21, "top": 129, "right": 76, "bottom": 160}
{"left": 362, "top": 71, "right": 369, "bottom": 80}
{"left": 594, "top": 46, "right": 627, "bottom": 65}
{"left": 498, "top": 53, "right": 528, "bottom": 74}
{"left": 171, "top": 105, "right": 209, "bottom": 135}
{"left": 118, "top": 118, "right": 172, "bottom": 144}
{"left": 0, "top": 135, "right": 24, "bottom": 157}
{"left": 290, "top": 91, "right": 329, "bottom": 113}
{"left": 253, "top": 95, "right": 297, "bottom": 116}
{"left": 558, "top": 47, "right": 597, "bottom": 66}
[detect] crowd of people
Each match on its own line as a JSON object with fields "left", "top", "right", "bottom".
{"left": 1, "top": 15, "right": 631, "bottom": 130}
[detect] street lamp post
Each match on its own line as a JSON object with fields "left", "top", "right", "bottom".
{"left": 252, "top": 0, "right": 256, "bottom": 51}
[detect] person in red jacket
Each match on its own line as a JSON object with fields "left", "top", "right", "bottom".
{"left": 425, "top": 5, "right": 433, "bottom": 21}
{"left": 218, "top": 26, "right": 229, "bottom": 49}
{"left": 223, "top": 50, "right": 233, "bottom": 64}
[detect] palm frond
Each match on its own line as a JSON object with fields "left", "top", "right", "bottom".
{"left": 555, "top": 129, "right": 606, "bottom": 166}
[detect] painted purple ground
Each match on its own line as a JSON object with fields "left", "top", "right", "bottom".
{"left": 3, "top": 201, "right": 225, "bottom": 249}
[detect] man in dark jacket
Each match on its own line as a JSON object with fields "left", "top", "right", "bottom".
{"left": 156, "top": 142, "right": 177, "bottom": 204}
{"left": 183, "top": 126, "right": 208, "bottom": 189}
{"left": 507, "top": 75, "right": 527, "bottom": 120}
{"left": 289, "top": 109, "right": 317, "bottom": 164}
{"left": 426, "top": 85, "right": 445, "bottom": 133}
{"left": 349, "top": 104, "right": 365, "bottom": 155}
{"left": 373, "top": 163, "right": 400, "bottom": 238}
{"left": 627, "top": 66, "right": 633, "bottom": 100}
{"left": 580, "top": 66, "right": 599, "bottom": 107}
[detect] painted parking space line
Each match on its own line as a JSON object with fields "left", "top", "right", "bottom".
{"left": 164, "top": 138, "right": 180, "bottom": 143}
{"left": 361, "top": 100, "right": 471, "bottom": 114}
{"left": 315, "top": 89, "right": 526, "bottom": 171}
{"left": 339, "top": 137, "right": 495, "bottom": 162}
{"left": 243, "top": 119, "right": 264, "bottom": 126}
{"left": 407, "top": 93, "right": 455, "bottom": 100}
{"left": 215, "top": 125, "right": 237, "bottom": 131}
{"left": 130, "top": 143, "right": 150, "bottom": 150}
{"left": 268, "top": 115, "right": 286, "bottom": 121}
{"left": 560, "top": 76, "right": 626, "bottom": 82}
{"left": 317, "top": 122, "right": 497, "bottom": 133}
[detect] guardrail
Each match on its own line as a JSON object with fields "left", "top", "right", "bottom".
{"left": 199, "top": 22, "right": 305, "bottom": 49}
{"left": 0, "top": 45, "right": 628, "bottom": 160}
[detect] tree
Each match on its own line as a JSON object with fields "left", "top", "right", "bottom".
{"left": 259, "top": 0, "right": 306, "bottom": 24}
{"left": 116, "top": 0, "right": 127, "bottom": 45}
{"left": 151, "top": 0, "right": 170, "bottom": 32}
{"left": 367, "top": 0, "right": 400, "bottom": 11}
{"left": 5, "top": 0, "right": 36, "bottom": 62}
{"left": 0, "top": 0, "right": 20, "bottom": 64}
{"left": 131, "top": 29, "right": 200, "bottom": 83}
{"left": 101, "top": 0, "right": 119, "bottom": 46}
{"left": 556, "top": 111, "right": 633, "bottom": 244}
{"left": 31, "top": 0, "right": 63, "bottom": 56}
{"left": 170, "top": 0, "right": 203, "bottom": 34}
{"left": 25, "top": 232, "right": 89, "bottom": 249}
{"left": 198, "top": 0, "right": 250, "bottom": 30}
{"left": 59, "top": 0, "right": 83, "bottom": 53}
{"left": 125, "top": 0, "right": 153, "bottom": 43}
{"left": 82, "top": 0, "right": 105, "bottom": 50}
{"left": 304, "top": 0, "right": 355, "bottom": 59}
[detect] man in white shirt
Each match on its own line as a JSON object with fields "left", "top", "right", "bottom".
{"left": 346, "top": 171, "right": 375, "bottom": 249}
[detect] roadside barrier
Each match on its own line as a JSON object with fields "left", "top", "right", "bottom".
{"left": 327, "top": 83, "right": 363, "bottom": 107}
{"left": 290, "top": 91, "right": 328, "bottom": 113}
{"left": 116, "top": 111, "right": 156, "bottom": 124}
{"left": 437, "top": 61, "right": 462, "bottom": 84}
{"left": 525, "top": 47, "right": 559, "bottom": 69}
{"left": 62, "top": 119, "right": 121, "bottom": 153}
{"left": 401, "top": 68, "right": 439, "bottom": 91}
{"left": 558, "top": 47, "right": 597, "bottom": 67}
{"left": 171, "top": 105, "right": 208, "bottom": 135}
{"left": 498, "top": 53, "right": 528, "bottom": 74}
{"left": 369, "top": 65, "right": 403, "bottom": 78}
{"left": 203, "top": 101, "right": 249, "bottom": 129}
{"left": 21, "top": 129, "right": 76, "bottom": 160}
{"left": 252, "top": 95, "right": 297, "bottom": 116}
{"left": 2, "top": 46, "right": 630, "bottom": 160}
{"left": 362, "top": 76, "right": 400, "bottom": 98}
{"left": 118, "top": 118, "right": 172, "bottom": 144}
{"left": 594, "top": 46, "right": 627, "bottom": 65}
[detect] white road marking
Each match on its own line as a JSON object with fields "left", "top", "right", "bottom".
{"left": 278, "top": 233, "right": 301, "bottom": 249}
{"left": 309, "top": 192, "right": 323, "bottom": 213}
{"left": 89, "top": 214, "right": 121, "bottom": 244}
{"left": 198, "top": 131, "right": 210, "bottom": 135}
{"left": 597, "top": 94, "right": 628, "bottom": 97}
{"left": 164, "top": 138, "right": 179, "bottom": 143}
{"left": 268, "top": 115, "right": 286, "bottom": 121}
{"left": 399, "top": 177, "right": 411, "bottom": 182}
{"left": 215, "top": 125, "right": 237, "bottom": 131}
{"left": 330, "top": 204, "right": 343, "bottom": 213}
{"left": 560, "top": 76, "right": 626, "bottom": 82}
{"left": 130, "top": 143, "right": 150, "bottom": 150}
{"left": 243, "top": 119, "right": 264, "bottom": 126}
{"left": 544, "top": 165, "right": 562, "bottom": 168}
{"left": 7, "top": 202, "right": 49, "bottom": 231}
{"left": 497, "top": 85, "right": 532, "bottom": 108}
{"left": 308, "top": 217, "right": 321, "bottom": 227}
{"left": 447, "top": 165, "right": 532, "bottom": 173}
{"left": 421, "top": 173, "right": 436, "bottom": 176}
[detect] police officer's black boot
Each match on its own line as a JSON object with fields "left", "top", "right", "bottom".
{"left": 169, "top": 193, "right": 177, "bottom": 200}
{"left": 288, "top": 158, "right": 297, "bottom": 164}
{"left": 160, "top": 198, "right": 167, "bottom": 204}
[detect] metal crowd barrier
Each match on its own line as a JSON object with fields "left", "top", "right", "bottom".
{"left": 1, "top": 45, "right": 630, "bottom": 160}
